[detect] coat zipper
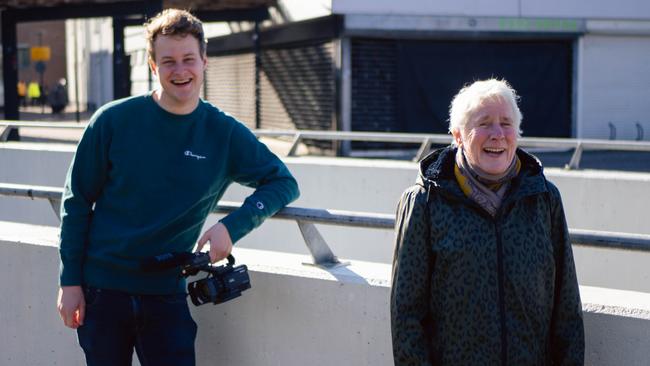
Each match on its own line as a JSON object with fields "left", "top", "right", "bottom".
{"left": 495, "top": 222, "right": 507, "bottom": 366}
{"left": 430, "top": 176, "right": 527, "bottom": 366}
{"left": 436, "top": 187, "right": 509, "bottom": 365}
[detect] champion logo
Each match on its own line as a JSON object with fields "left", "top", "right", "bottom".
{"left": 184, "top": 150, "right": 206, "bottom": 160}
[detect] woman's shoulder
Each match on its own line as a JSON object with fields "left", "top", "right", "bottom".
{"left": 400, "top": 183, "right": 428, "bottom": 200}
{"left": 543, "top": 178, "right": 564, "bottom": 206}
{"left": 397, "top": 184, "right": 430, "bottom": 215}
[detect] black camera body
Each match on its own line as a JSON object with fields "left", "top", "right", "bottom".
{"left": 184, "top": 254, "right": 251, "bottom": 306}
{"left": 141, "top": 252, "right": 251, "bottom": 306}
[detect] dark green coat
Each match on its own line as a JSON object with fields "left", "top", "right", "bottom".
{"left": 391, "top": 147, "right": 584, "bottom": 366}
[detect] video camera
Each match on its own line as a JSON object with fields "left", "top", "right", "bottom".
{"left": 141, "top": 252, "right": 251, "bottom": 306}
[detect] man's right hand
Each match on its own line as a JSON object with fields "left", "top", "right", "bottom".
{"left": 57, "top": 286, "right": 85, "bottom": 329}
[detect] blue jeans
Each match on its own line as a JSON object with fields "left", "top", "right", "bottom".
{"left": 77, "top": 287, "right": 197, "bottom": 366}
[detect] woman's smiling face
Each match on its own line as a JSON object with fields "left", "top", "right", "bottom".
{"left": 453, "top": 97, "right": 518, "bottom": 175}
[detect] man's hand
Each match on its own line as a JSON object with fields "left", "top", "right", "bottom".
{"left": 196, "top": 222, "right": 233, "bottom": 263}
{"left": 57, "top": 286, "right": 85, "bottom": 329}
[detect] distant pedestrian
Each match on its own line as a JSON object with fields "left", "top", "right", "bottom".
{"left": 27, "top": 81, "right": 40, "bottom": 106}
{"left": 17, "top": 80, "right": 27, "bottom": 107}
{"left": 40, "top": 83, "right": 49, "bottom": 107}
{"left": 49, "top": 78, "right": 69, "bottom": 115}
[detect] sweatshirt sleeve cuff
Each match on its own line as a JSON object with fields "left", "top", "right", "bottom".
{"left": 59, "top": 261, "right": 83, "bottom": 286}
{"left": 219, "top": 209, "right": 255, "bottom": 244}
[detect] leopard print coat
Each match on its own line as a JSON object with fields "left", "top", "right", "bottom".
{"left": 391, "top": 146, "right": 584, "bottom": 366}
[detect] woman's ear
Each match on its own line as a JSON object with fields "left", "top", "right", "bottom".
{"left": 451, "top": 128, "right": 463, "bottom": 147}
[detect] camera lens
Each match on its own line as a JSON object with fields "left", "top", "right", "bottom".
{"left": 196, "top": 277, "right": 223, "bottom": 303}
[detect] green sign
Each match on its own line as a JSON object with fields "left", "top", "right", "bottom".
{"left": 498, "top": 18, "right": 581, "bottom": 32}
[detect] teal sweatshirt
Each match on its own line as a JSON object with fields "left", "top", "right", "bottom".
{"left": 59, "top": 93, "right": 299, "bottom": 294}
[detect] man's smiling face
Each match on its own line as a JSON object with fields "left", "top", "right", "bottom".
{"left": 150, "top": 34, "right": 206, "bottom": 114}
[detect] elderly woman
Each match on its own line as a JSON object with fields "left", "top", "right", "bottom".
{"left": 391, "top": 79, "right": 584, "bottom": 365}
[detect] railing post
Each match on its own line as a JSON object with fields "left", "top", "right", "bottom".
{"left": 566, "top": 142, "right": 584, "bottom": 170}
{"left": 413, "top": 137, "right": 432, "bottom": 162}
{"left": 608, "top": 122, "right": 617, "bottom": 140}
{"left": 296, "top": 220, "right": 346, "bottom": 268}
{"left": 287, "top": 132, "right": 302, "bottom": 157}
{"left": 0, "top": 125, "right": 12, "bottom": 141}
{"left": 48, "top": 199, "right": 61, "bottom": 221}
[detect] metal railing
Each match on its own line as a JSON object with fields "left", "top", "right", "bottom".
{"left": 0, "top": 121, "right": 86, "bottom": 129}
{"left": 2, "top": 183, "right": 650, "bottom": 268}
{"left": 3, "top": 121, "right": 650, "bottom": 169}
{"left": 253, "top": 129, "right": 650, "bottom": 169}
{"left": 0, "top": 121, "right": 85, "bottom": 143}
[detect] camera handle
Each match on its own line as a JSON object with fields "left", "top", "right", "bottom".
{"left": 197, "top": 254, "right": 237, "bottom": 276}
{"left": 226, "top": 254, "right": 235, "bottom": 266}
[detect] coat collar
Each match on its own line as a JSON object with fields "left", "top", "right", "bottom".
{"left": 417, "top": 146, "right": 549, "bottom": 203}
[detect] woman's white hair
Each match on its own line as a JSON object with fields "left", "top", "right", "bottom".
{"left": 448, "top": 79, "right": 523, "bottom": 145}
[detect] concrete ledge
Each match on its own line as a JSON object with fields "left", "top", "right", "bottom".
{"left": 1, "top": 222, "right": 650, "bottom": 366}
{"left": 581, "top": 286, "right": 650, "bottom": 365}
{"left": 582, "top": 286, "right": 650, "bottom": 320}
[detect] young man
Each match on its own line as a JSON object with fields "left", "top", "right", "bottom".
{"left": 56, "top": 9, "right": 299, "bottom": 365}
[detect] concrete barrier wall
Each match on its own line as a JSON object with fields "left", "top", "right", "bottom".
{"left": 2, "top": 143, "right": 650, "bottom": 292}
{"left": 1, "top": 221, "right": 649, "bottom": 366}
{"left": 4, "top": 143, "right": 650, "bottom": 234}
{"left": 0, "top": 143, "right": 72, "bottom": 226}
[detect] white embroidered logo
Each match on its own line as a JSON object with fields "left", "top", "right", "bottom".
{"left": 184, "top": 150, "right": 206, "bottom": 160}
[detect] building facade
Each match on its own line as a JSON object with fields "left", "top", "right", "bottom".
{"left": 205, "top": 0, "right": 650, "bottom": 143}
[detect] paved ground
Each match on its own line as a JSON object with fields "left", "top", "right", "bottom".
{"left": 353, "top": 145, "right": 650, "bottom": 173}
{"left": 16, "top": 105, "right": 93, "bottom": 122}
{"left": 7, "top": 107, "right": 309, "bottom": 155}
{"left": 6, "top": 107, "right": 650, "bottom": 173}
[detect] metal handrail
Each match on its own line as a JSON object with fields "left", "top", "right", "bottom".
{"left": 2, "top": 121, "right": 650, "bottom": 168}
{"left": 0, "top": 121, "right": 86, "bottom": 129}
{"left": 0, "top": 183, "right": 64, "bottom": 200}
{"left": 253, "top": 129, "right": 650, "bottom": 170}
{"left": 215, "top": 201, "right": 394, "bottom": 229}
{"left": 2, "top": 183, "right": 650, "bottom": 261}
{"left": 0, "top": 183, "right": 393, "bottom": 228}
{"left": 254, "top": 128, "right": 650, "bottom": 151}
